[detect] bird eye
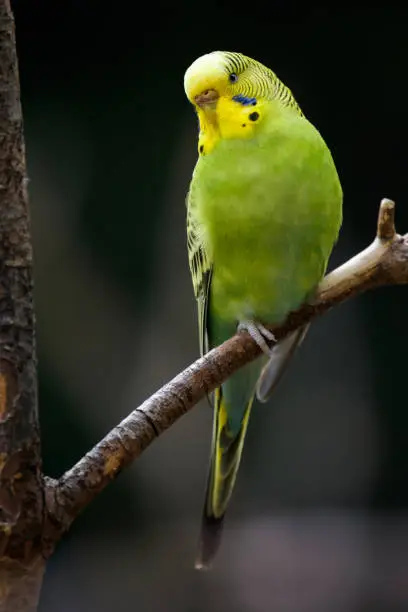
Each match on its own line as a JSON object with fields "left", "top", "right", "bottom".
{"left": 229, "top": 73, "right": 238, "bottom": 83}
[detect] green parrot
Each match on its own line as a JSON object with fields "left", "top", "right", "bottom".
{"left": 184, "top": 51, "right": 342, "bottom": 569}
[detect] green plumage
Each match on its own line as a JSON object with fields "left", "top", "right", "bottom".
{"left": 185, "top": 51, "right": 342, "bottom": 569}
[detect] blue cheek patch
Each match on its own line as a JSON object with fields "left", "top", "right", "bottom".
{"left": 232, "top": 94, "right": 257, "bottom": 106}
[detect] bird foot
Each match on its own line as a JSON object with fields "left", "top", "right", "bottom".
{"left": 237, "top": 320, "right": 276, "bottom": 356}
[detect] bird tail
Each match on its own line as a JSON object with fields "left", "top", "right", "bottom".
{"left": 195, "top": 388, "right": 253, "bottom": 570}
{"left": 256, "top": 324, "right": 310, "bottom": 403}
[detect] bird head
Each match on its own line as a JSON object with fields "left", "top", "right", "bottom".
{"left": 184, "top": 52, "right": 302, "bottom": 155}
{"left": 184, "top": 51, "right": 257, "bottom": 110}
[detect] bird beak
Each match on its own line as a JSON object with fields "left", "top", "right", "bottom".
{"left": 194, "top": 89, "right": 219, "bottom": 109}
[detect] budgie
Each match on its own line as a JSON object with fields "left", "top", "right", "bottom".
{"left": 184, "top": 51, "right": 342, "bottom": 570}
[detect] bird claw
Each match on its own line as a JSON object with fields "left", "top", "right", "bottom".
{"left": 237, "top": 320, "right": 276, "bottom": 356}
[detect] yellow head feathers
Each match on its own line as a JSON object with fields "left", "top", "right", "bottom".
{"left": 184, "top": 52, "right": 229, "bottom": 104}
{"left": 184, "top": 51, "right": 302, "bottom": 114}
{"left": 184, "top": 51, "right": 303, "bottom": 156}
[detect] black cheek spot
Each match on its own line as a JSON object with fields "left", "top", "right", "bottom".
{"left": 241, "top": 123, "right": 246, "bottom": 128}
{"left": 249, "top": 112, "right": 259, "bottom": 122}
{"left": 199, "top": 145, "right": 204, "bottom": 153}
{"left": 252, "top": 100, "right": 257, "bottom": 106}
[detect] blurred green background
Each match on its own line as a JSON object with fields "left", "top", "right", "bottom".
{"left": 11, "top": 1, "right": 408, "bottom": 610}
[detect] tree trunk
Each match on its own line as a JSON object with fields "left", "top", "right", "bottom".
{"left": 0, "top": 1, "right": 45, "bottom": 610}
{"left": 0, "top": 557, "right": 45, "bottom": 612}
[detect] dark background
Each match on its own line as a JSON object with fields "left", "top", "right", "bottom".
{"left": 11, "top": 1, "right": 408, "bottom": 610}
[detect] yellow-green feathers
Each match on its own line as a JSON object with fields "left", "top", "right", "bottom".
{"left": 185, "top": 51, "right": 342, "bottom": 569}
{"left": 195, "top": 390, "right": 253, "bottom": 570}
{"left": 208, "top": 390, "right": 252, "bottom": 519}
{"left": 186, "top": 195, "right": 211, "bottom": 356}
{"left": 184, "top": 51, "right": 303, "bottom": 156}
{"left": 184, "top": 51, "right": 303, "bottom": 115}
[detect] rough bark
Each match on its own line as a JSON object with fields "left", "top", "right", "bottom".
{"left": 0, "top": 2, "right": 45, "bottom": 611}
{"left": 44, "top": 199, "right": 408, "bottom": 542}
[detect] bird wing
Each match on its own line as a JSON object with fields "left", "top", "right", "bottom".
{"left": 186, "top": 188, "right": 212, "bottom": 357}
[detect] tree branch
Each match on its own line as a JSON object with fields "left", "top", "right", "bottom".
{"left": 45, "top": 198, "right": 408, "bottom": 543}
{"left": 0, "top": 1, "right": 45, "bottom": 610}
